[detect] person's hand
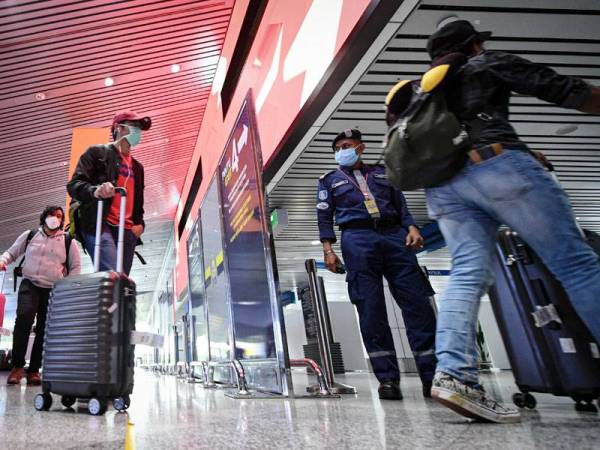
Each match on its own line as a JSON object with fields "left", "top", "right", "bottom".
{"left": 325, "top": 251, "right": 342, "bottom": 273}
{"left": 531, "top": 150, "right": 551, "bottom": 169}
{"left": 406, "top": 226, "right": 424, "bottom": 250}
{"left": 131, "top": 224, "right": 144, "bottom": 238}
{"left": 94, "top": 182, "right": 115, "bottom": 199}
{"left": 0, "top": 261, "right": 6, "bottom": 271}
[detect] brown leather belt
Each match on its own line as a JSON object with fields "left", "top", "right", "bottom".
{"left": 468, "top": 143, "right": 504, "bottom": 164}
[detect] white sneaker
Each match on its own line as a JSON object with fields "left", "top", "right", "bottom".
{"left": 431, "top": 372, "right": 521, "bottom": 423}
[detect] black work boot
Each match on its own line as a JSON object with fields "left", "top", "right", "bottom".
{"left": 378, "top": 380, "right": 403, "bottom": 400}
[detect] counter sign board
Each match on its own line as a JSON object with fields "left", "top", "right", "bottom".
{"left": 217, "top": 92, "right": 290, "bottom": 395}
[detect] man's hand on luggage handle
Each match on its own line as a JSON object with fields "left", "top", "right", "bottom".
{"left": 406, "top": 226, "right": 424, "bottom": 250}
{"left": 94, "top": 182, "right": 116, "bottom": 199}
{"left": 0, "top": 262, "right": 6, "bottom": 271}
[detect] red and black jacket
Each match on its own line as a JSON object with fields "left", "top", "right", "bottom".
{"left": 67, "top": 144, "right": 145, "bottom": 235}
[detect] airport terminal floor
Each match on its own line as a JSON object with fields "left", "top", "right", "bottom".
{"left": 1, "top": 370, "right": 599, "bottom": 450}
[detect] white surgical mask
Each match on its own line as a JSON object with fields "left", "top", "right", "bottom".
{"left": 45, "top": 216, "right": 61, "bottom": 230}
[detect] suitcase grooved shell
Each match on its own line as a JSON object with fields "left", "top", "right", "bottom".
{"left": 41, "top": 271, "right": 136, "bottom": 398}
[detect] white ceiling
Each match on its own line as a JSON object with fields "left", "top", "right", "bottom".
{"left": 269, "top": 0, "right": 600, "bottom": 297}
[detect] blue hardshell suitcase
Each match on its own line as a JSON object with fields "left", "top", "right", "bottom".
{"left": 35, "top": 188, "right": 136, "bottom": 415}
{"left": 488, "top": 228, "right": 600, "bottom": 411}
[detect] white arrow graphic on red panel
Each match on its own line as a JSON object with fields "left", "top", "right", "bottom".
{"left": 238, "top": 124, "right": 248, "bottom": 151}
{"left": 256, "top": 24, "right": 284, "bottom": 113}
{"left": 283, "top": 0, "right": 343, "bottom": 105}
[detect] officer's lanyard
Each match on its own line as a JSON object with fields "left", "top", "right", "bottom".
{"left": 337, "top": 168, "right": 381, "bottom": 218}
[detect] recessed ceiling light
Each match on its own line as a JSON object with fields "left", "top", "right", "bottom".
{"left": 153, "top": 211, "right": 158, "bottom": 216}
{"left": 171, "top": 64, "right": 181, "bottom": 73}
{"left": 104, "top": 77, "right": 114, "bottom": 87}
{"left": 555, "top": 124, "right": 578, "bottom": 135}
{"left": 35, "top": 92, "right": 46, "bottom": 101}
{"left": 311, "top": 240, "right": 321, "bottom": 245}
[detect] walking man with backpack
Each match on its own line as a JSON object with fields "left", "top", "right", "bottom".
{"left": 0, "top": 206, "right": 81, "bottom": 385}
{"left": 390, "top": 19, "right": 600, "bottom": 423}
{"left": 67, "top": 111, "right": 150, "bottom": 275}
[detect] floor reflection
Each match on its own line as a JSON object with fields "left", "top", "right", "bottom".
{"left": 0, "top": 370, "right": 598, "bottom": 449}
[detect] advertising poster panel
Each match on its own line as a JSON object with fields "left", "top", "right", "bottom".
{"left": 217, "top": 92, "right": 289, "bottom": 393}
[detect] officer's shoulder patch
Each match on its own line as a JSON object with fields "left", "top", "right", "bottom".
{"left": 318, "top": 190, "right": 328, "bottom": 200}
{"left": 319, "top": 169, "right": 337, "bottom": 180}
{"left": 316, "top": 202, "right": 330, "bottom": 210}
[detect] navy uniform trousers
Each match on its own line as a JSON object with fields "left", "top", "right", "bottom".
{"left": 341, "top": 225, "right": 437, "bottom": 383}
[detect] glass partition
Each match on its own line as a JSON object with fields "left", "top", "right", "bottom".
{"left": 201, "top": 177, "right": 233, "bottom": 371}
{"left": 187, "top": 218, "right": 209, "bottom": 363}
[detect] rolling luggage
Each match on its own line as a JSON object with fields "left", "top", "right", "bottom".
{"left": 488, "top": 228, "right": 600, "bottom": 412}
{"left": 35, "top": 188, "right": 136, "bottom": 415}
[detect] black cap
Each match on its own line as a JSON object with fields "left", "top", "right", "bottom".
{"left": 426, "top": 20, "right": 491, "bottom": 59}
{"left": 332, "top": 128, "right": 362, "bottom": 150}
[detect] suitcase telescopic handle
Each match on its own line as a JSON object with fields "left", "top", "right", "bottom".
{"left": 94, "top": 187, "right": 127, "bottom": 273}
{"left": 0, "top": 270, "right": 5, "bottom": 293}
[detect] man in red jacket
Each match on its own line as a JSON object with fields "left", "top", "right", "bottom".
{"left": 67, "top": 111, "right": 151, "bottom": 275}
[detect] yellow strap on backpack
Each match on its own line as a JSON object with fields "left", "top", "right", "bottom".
{"left": 385, "top": 79, "right": 412, "bottom": 106}
{"left": 420, "top": 64, "right": 450, "bottom": 93}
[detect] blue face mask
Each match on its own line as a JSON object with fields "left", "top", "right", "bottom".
{"left": 335, "top": 147, "right": 360, "bottom": 167}
{"left": 121, "top": 125, "right": 142, "bottom": 147}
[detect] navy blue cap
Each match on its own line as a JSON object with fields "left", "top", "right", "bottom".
{"left": 332, "top": 128, "right": 362, "bottom": 150}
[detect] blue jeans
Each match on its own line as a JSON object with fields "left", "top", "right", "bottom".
{"left": 83, "top": 223, "right": 138, "bottom": 276}
{"left": 425, "top": 150, "right": 600, "bottom": 384}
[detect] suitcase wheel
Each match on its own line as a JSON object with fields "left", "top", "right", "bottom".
{"left": 61, "top": 396, "right": 76, "bottom": 409}
{"left": 34, "top": 393, "right": 53, "bottom": 411}
{"left": 513, "top": 392, "right": 537, "bottom": 410}
{"left": 113, "top": 395, "right": 131, "bottom": 412}
{"left": 88, "top": 397, "right": 108, "bottom": 416}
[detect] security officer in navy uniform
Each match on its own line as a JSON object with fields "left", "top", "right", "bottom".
{"left": 316, "top": 129, "right": 437, "bottom": 399}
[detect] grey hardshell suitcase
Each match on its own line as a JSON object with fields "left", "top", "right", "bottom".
{"left": 35, "top": 188, "right": 136, "bottom": 415}
{"left": 489, "top": 228, "right": 600, "bottom": 412}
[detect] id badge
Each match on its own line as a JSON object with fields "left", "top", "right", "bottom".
{"left": 364, "top": 198, "right": 381, "bottom": 217}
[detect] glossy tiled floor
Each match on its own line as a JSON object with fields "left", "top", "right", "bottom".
{"left": 0, "top": 370, "right": 598, "bottom": 449}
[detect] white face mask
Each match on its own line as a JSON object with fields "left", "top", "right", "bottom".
{"left": 45, "top": 216, "right": 61, "bottom": 230}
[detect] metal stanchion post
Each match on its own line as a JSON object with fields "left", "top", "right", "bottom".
{"left": 202, "top": 361, "right": 217, "bottom": 389}
{"left": 305, "top": 259, "right": 356, "bottom": 395}
{"left": 289, "top": 358, "right": 339, "bottom": 398}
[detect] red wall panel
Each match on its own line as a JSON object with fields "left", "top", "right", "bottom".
{"left": 174, "top": 0, "right": 373, "bottom": 295}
